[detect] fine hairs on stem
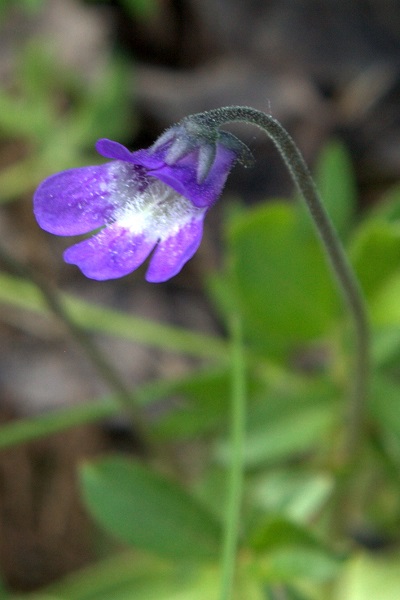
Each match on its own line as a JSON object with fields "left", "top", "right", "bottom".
{"left": 191, "top": 106, "right": 369, "bottom": 464}
{"left": 191, "top": 108, "right": 369, "bottom": 600}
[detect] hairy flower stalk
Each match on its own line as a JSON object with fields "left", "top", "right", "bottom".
{"left": 184, "top": 107, "right": 369, "bottom": 462}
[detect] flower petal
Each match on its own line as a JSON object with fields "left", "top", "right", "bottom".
{"left": 64, "top": 224, "right": 155, "bottom": 280}
{"left": 94, "top": 137, "right": 237, "bottom": 209}
{"left": 95, "top": 139, "right": 137, "bottom": 163}
{"left": 130, "top": 142, "right": 237, "bottom": 209}
{"left": 146, "top": 217, "right": 204, "bottom": 283}
{"left": 33, "top": 165, "right": 118, "bottom": 235}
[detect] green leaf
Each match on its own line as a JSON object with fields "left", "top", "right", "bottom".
{"left": 369, "top": 375, "right": 400, "bottom": 442}
{"left": 334, "top": 552, "right": 400, "bottom": 600}
{"left": 216, "top": 379, "right": 338, "bottom": 468}
{"left": 256, "top": 546, "right": 341, "bottom": 583}
{"left": 369, "top": 272, "right": 400, "bottom": 327}
{"left": 137, "top": 366, "right": 264, "bottom": 441}
{"left": 350, "top": 220, "right": 400, "bottom": 301}
{"left": 249, "top": 516, "right": 321, "bottom": 550}
{"left": 79, "top": 456, "right": 222, "bottom": 560}
{"left": 315, "top": 140, "right": 357, "bottom": 240}
{"left": 251, "top": 469, "right": 333, "bottom": 522}
{"left": 226, "top": 202, "right": 339, "bottom": 357}
{"left": 371, "top": 326, "right": 400, "bottom": 367}
{"left": 44, "top": 553, "right": 217, "bottom": 600}
{"left": 249, "top": 517, "right": 340, "bottom": 583}
{"left": 367, "top": 284, "right": 400, "bottom": 376}
{"left": 139, "top": 368, "right": 231, "bottom": 439}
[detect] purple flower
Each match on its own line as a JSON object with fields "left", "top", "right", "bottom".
{"left": 33, "top": 127, "right": 241, "bottom": 282}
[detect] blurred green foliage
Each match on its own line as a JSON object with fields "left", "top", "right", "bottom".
{"left": 85, "top": 0, "right": 158, "bottom": 20}
{"left": 0, "top": 0, "right": 43, "bottom": 16}
{"left": 1, "top": 135, "right": 400, "bottom": 598}
{"left": 1, "top": 4, "right": 400, "bottom": 598}
{"left": 0, "top": 41, "right": 132, "bottom": 202}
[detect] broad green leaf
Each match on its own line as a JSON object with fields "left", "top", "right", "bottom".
{"left": 43, "top": 552, "right": 264, "bottom": 600}
{"left": 137, "top": 367, "right": 264, "bottom": 440}
{"left": 249, "top": 516, "right": 322, "bottom": 550}
{"left": 136, "top": 368, "right": 231, "bottom": 439}
{"left": 216, "top": 379, "right": 338, "bottom": 468}
{"left": 249, "top": 517, "right": 340, "bottom": 584}
{"left": 80, "top": 457, "right": 222, "bottom": 560}
{"left": 369, "top": 375, "right": 400, "bottom": 442}
{"left": 226, "top": 202, "right": 339, "bottom": 357}
{"left": 238, "top": 404, "right": 333, "bottom": 468}
{"left": 371, "top": 326, "right": 400, "bottom": 366}
{"left": 368, "top": 274, "right": 400, "bottom": 366}
{"left": 334, "top": 552, "right": 400, "bottom": 600}
{"left": 251, "top": 469, "right": 333, "bottom": 522}
{"left": 315, "top": 140, "right": 357, "bottom": 240}
{"left": 255, "top": 547, "right": 340, "bottom": 583}
{"left": 349, "top": 220, "right": 400, "bottom": 300}
{"left": 44, "top": 553, "right": 212, "bottom": 600}
{"left": 369, "top": 272, "right": 400, "bottom": 326}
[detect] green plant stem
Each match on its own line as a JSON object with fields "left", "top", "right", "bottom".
{"left": 219, "top": 313, "right": 246, "bottom": 600}
{"left": 0, "top": 272, "right": 230, "bottom": 361}
{"left": 0, "top": 246, "right": 149, "bottom": 454}
{"left": 190, "top": 106, "right": 369, "bottom": 463}
{"left": 0, "top": 397, "right": 118, "bottom": 450}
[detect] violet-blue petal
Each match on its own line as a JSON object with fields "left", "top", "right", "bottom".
{"left": 95, "top": 139, "right": 139, "bottom": 163}
{"left": 146, "top": 218, "right": 204, "bottom": 283}
{"left": 33, "top": 165, "right": 117, "bottom": 236}
{"left": 131, "top": 143, "right": 237, "bottom": 209}
{"left": 94, "top": 137, "right": 238, "bottom": 209}
{"left": 63, "top": 224, "right": 155, "bottom": 280}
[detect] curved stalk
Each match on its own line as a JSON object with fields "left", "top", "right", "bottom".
{"left": 190, "top": 106, "right": 369, "bottom": 461}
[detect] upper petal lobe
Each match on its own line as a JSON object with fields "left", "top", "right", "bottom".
{"left": 94, "top": 137, "right": 237, "bottom": 210}
{"left": 131, "top": 144, "right": 237, "bottom": 209}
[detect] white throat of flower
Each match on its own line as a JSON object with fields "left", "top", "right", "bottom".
{"left": 111, "top": 162, "right": 205, "bottom": 240}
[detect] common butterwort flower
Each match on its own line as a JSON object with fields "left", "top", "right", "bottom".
{"left": 34, "top": 119, "right": 251, "bottom": 282}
